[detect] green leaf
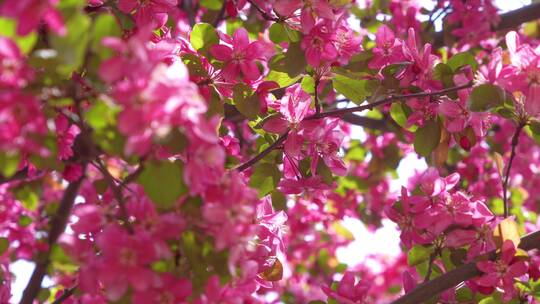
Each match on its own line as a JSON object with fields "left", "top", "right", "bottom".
{"left": 331, "top": 222, "right": 355, "bottom": 240}
{"left": 332, "top": 75, "right": 370, "bottom": 104}
{"left": 190, "top": 23, "right": 219, "bottom": 51}
{"left": 233, "top": 83, "right": 261, "bottom": 119}
{"left": 200, "top": 0, "right": 223, "bottom": 10}
{"left": 0, "top": 238, "right": 9, "bottom": 255}
{"left": 433, "top": 63, "right": 455, "bottom": 93}
{"left": 277, "top": 42, "right": 307, "bottom": 77}
{"left": 414, "top": 120, "right": 441, "bottom": 157}
{"left": 530, "top": 121, "right": 540, "bottom": 135}
{"left": 301, "top": 76, "right": 316, "bottom": 94}
{"left": 447, "top": 52, "right": 478, "bottom": 72}
{"left": 468, "top": 84, "right": 507, "bottom": 112}
{"left": 84, "top": 100, "right": 116, "bottom": 130}
{"left": 14, "top": 185, "right": 39, "bottom": 211}
{"left": 269, "top": 23, "right": 288, "bottom": 44}
{"left": 249, "top": 163, "right": 281, "bottom": 197}
{"left": 316, "top": 160, "right": 333, "bottom": 184}
{"left": 182, "top": 54, "right": 208, "bottom": 78}
{"left": 390, "top": 103, "right": 408, "bottom": 128}
{"left": 407, "top": 245, "right": 431, "bottom": 266}
{"left": 50, "top": 12, "right": 91, "bottom": 76}
{"left": 138, "top": 161, "right": 187, "bottom": 209}
{"left": 345, "top": 141, "right": 366, "bottom": 161}
{"left": 0, "top": 151, "right": 20, "bottom": 178}
{"left": 0, "top": 17, "right": 38, "bottom": 54}
{"left": 266, "top": 70, "right": 301, "bottom": 88}
{"left": 91, "top": 13, "right": 121, "bottom": 60}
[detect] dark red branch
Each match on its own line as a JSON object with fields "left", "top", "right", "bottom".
{"left": 236, "top": 130, "right": 290, "bottom": 172}
{"left": 236, "top": 83, "right": 472, "bottom": 172}
{"left": 433, "top": 2, "right": 540, "bottom": 48}
{"left": 391, "top": 230, "right": 540, "bottom": 304}
{"left": 20, "top": 165, "right": 87, "bottom": 304}
{"left": 306, "top": 82, "right": 473, "bottom": 120}
{"left": 502, "top": 123, "right": 525, "bottom": 218}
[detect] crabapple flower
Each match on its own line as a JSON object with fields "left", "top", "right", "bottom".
{"left": 0, "top": 37, "right": 33, "bottom": 88}
{"left": 118, "top": 0, "right": 178, "bottom": 28}
{"left": 322, "top": 272, "right": 370, "bottom": 304}
{"left": 369, "top": 25, "right": 405, "bottom": 70}
{"left": 474, "top": 240, "right": 529, "bottom": 301}
{"left": 301, "top": 22, "right": 338, "bottom": 67}
{"left": 0, "top": 0, "right": 65, "bottom": 36}
{"left": 210, "top": 28, "right": 266, "bottom": 82}
{"left": 263, "top": 84, "right": 312, "bottom": 157}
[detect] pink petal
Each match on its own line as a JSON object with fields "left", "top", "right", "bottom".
{"left": 210, "top": 45, "right": 233, "bottom": 61}
{"left": 262, "top": 117, "right": 289, "bottom": 134}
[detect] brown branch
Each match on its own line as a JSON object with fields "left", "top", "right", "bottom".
{"left": 235, "top": 83, "right": 473, "bottom": 172}
{"left": 181, "top": 0, "right": 196, "bottom": 27}
{"left": 212, "top": 2, "right": 227, "bottom": 27}
{"left": 433, "top": 2, "right": 540, "bottom": 48}
{"left": 236, "top": 130, "right": 290, "bottom": 172}
{"left": 20, "top": 165, "right": 87, "bottom": 304}
{"left": 314, "top": 77, "right": 321, "bottom": 115}
{"left": 391, "top": 230, "right": 540, "bottom": 304}
{"left": 341, "top": 114, "right": 392, "bottom": 132}
{"left": 52, "top": 286, "right": 77, "bottom": 304}
{"left": 502, "top": 123, "right": 525, "bottom": 218}
{"left": 306, "top": 82, "right": 473, "bottom": 120}
{"left": 246, "top": 0, "right": 279, "bottom": 21}
{"left": 94, "top": 161, "right": 134, "bottom": 233}
{"left": 0, "top": 167, "right": 29, "bottom": 185}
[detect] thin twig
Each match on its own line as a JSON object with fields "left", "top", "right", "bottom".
{"left": 502, "top": 123, "right": 525, "bottom": 218}
{"left": 246, "top": 0, "right": 279, "bottom": 21}
{"left": 93, "top": 161, "right": 134, "bottom": 233}
{"left": 424, "top": 251, "right": 438, "bottom": 283}
{"left": 314, "top": 77, "right": 321, "bottom": 115}
{"left": 0, "top": 167, "right": 29, "bottom": 185}
{"left": 236, "top": 130, "right": 290, "bottom": 172}
{"left": 236, "top": 83, "right": 473, "bottom": 172}
{"left": 307, "top": 82, "right": 473, "bottom": 120}
{"left": 181, "top": 0, "right": 196, "bottom": 26}
{"left": 52, "top": 286, "right": 77, "bottom": 304}
{"left": 212, "top": 2, "right": 227, "bottom": 27}
{"left": 392, "top": 229, "right": 540, "bottom": 304}
{"left": 20, "top": 165, "right": 87, "bottom": 304}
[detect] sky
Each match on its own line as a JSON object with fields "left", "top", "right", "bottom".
{"left": 8, "top": 0, "right": 533, "bottom": 302}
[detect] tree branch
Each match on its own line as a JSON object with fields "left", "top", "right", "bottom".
{"left": 502, "top": 123, "right": 524, "bottom": 218}
{"left": 20, "top": 165, "right": 87, "bottom": 304}
{"left": 246, "top": 0, "right": 279, "bottom": 21}
{"left": 235, "top": 83, "right": 472, "bottom": 172}
{"left": 236, "top": 130, "right": 290, "bottom": 172}
{"left": 306, "top": 82, "right": 473, "bottom": 120}
{"left": 391, "top": 230, "right": 540, "bottom": 304}
{"left": 94, "top": 161, "right": 134, "bottom": 233}
{"left": 52, "top": 286, "right": 77, "bottom": 304}
{"left": 0, "top": 167, "right": 29, "bottom": 185}
{"left": 433, "top": 2, "right": 540, "bottom": 48}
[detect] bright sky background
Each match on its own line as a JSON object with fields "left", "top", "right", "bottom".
{"left": 8, "top": 0, "right": 532, "bottom": 302}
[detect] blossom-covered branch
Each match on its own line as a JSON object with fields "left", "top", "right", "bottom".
{"left": 392, "top": 230, "right": 540, "bottom": 304}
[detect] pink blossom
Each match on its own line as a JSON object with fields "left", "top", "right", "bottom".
{"left": 95, "top": 225, "right": 158, "bottom": 300}
{"left": 474, "top": 240, "right": 529, "bottom": 301}
{"left": 263, "top": 84, "right": 312, "bottom": 157}
{"left": 210, "top": 28, "right": 266, "bottom": 82}
{"left": 0, "top": 0, "right": 65, "bottom": 36}
{"left": 322, "top": 272, "right": 370, "bottom": 304}
{"left": 118, "top": 0, "right": 178, "bottom": 28}
{"left": 369, "top": 25, "right": 404, "bottom": 70}
{"left": 301, "top": 22, "right": 338, "bottom": 67}
{"left": 0, "top": 37, "right": 33, "bottom": 88}
{"left": 132, "top": 274, "right": 192, "bottom": 304}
